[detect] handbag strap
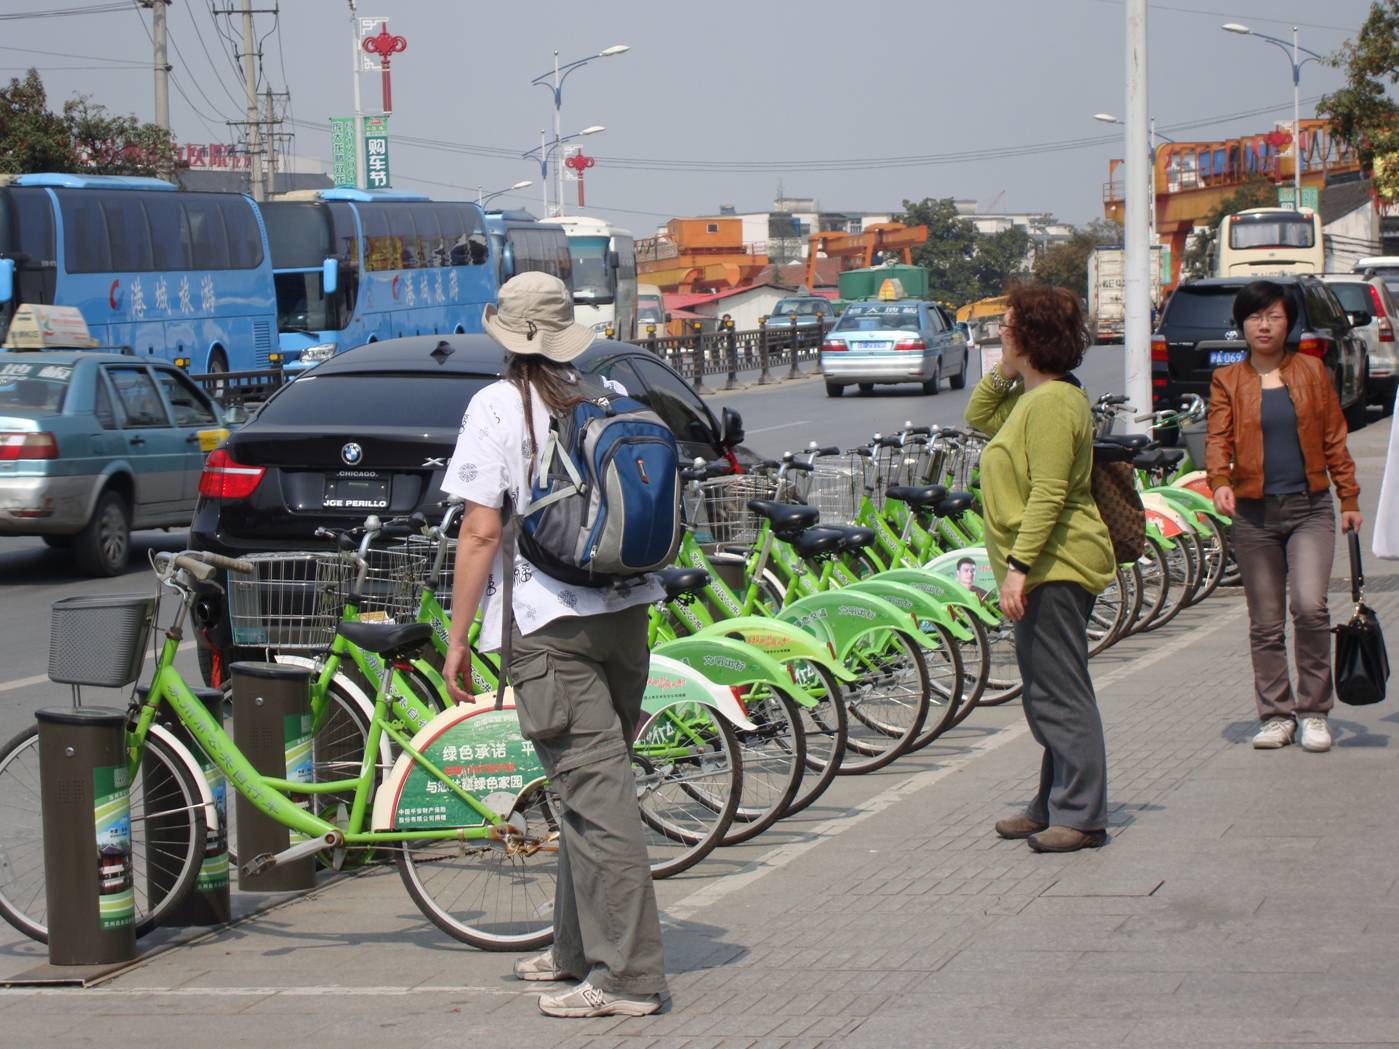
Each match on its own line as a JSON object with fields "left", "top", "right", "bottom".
{"left": 1349, "top": 529, "right": 1365, "bottom": 606}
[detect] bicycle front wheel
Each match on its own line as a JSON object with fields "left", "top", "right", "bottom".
{"left": 397, "top": 780, "right": 559, "bottom": 951}
{"left": 840, "top": 629, "right": 931, "bottom": 773}
{"left": 0, "top": 726, "right": 207, "bottom": 943}
{"left": 723, "top": 685, "right": 805, "bottom": 845}
{"left": 784, "top": 660, "right": 847, "bottom": 817}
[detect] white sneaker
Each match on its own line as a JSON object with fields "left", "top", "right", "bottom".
{"left": 1299, "top": 716, "right": 1332, "bottom": 753}
{"left": 1252, "top": 718, "right": 1295, "bottom": 749}
{"left": 538, "top": 980, "right": 662, "bottom": 1018}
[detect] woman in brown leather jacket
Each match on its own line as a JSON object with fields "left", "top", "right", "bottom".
{"left": 1206, "top": 280, "right": 1362, "bottom": 753}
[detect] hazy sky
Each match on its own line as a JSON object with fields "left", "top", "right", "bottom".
{"left": 3, "top": 0, "right": 1384, "bottom": 232}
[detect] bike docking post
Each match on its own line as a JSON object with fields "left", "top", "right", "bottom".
{"left": 724, "top": 317, "right": 740, "bottom": 390}
{"left": 229, "top": 662, "right": 316, "bottom": 892}
{"left": 757, "top": 315, "right": 773, "bottom": 385}
{"left": 141, "top": 686, "right": 231, "bottom": 925}
{"left": 690, "top": 321, "right": 706, "bottom": 391}
{"left": 35, "top": 707, "right": 138, "bottom": 967}
{"left": 786, "top": 312, "right": 802, "bottom": 380}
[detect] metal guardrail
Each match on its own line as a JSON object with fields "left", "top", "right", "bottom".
{"left": 627, "top": 316, "right": 829, "bottom": 391}
{"left": 189, "top": 367, "right": 288, "bottom": 408}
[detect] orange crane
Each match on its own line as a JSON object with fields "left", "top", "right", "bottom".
{"left": 803, "top": 223, "right": 928, "bottom": 290}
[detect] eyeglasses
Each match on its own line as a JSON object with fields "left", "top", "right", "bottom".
{"left": 1245, "top": 310, "right": 1288, "bottom": 325}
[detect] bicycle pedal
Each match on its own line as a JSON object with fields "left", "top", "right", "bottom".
{"left": 239, "top": 852, "right": 277, "bottom": 877}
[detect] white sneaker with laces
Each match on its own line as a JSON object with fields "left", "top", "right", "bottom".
{"left": 1252, "top": 718, "right": 1295, "bottom": 749}
{"left": 1299, "top": 716, "right": 1332, "bottom": 752}
{"left": 538, "top": 980, "right": 662, "bottom": 1018}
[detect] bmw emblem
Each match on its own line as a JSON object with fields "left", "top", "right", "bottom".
{"left": 341, "top": 442, "right": 364, "bottom": 466}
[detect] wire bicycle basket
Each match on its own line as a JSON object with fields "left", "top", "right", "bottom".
{"left": 391, "top": 534, "right": 455, "bottom": 613}
{"left": 353, "top": 547, "right": 430, "bottom": 622}
{"left": 48, "top": 594, "right": 156, "bottom": 689}
{"left": 682, "top": 472, "right": 794, "bottom": 546}
{"left": 802, "top": 451, "right": 874, "bottom": 524}
{"left": 227, "top": 553, "right": 354, "bottom": 651}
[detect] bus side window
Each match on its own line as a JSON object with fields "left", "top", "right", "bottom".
{"left": 59, "top": 192, "right": 112, "bottom": 273}
{"left": 328, "top": 202, "right": 358, "bottom": 315}
{"left": 184, "top": 197, "right": 231, "bottom": 270}
{"left": 411, "top": 204, "right": 444, "bottom": 268}
{"left": 362, "top": 207, "right": 398, "bottom": 272}
{"left": 220, "top": 198, "right": 263, "bottom": 269}
{"left": 101, "top": 195, "right": 153, "bottom": 272}
{"left": 146, "top": 195, "right": 191, "bottom": 270}
{"left": 12, "top": 188, "right": 57, "bottom": 303}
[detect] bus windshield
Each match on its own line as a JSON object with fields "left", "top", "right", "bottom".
{"left": 1229, "top": 212, "right": 1316, "bottom": 250}
{"left": 266, "top": 202, "right": 340, "bottom": 333}
{"left": 570, "top": 236, "right": 614, "bottom": 304}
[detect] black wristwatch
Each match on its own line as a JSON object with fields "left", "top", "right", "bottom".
{"left": 1006, "top": 555, "right": 1032, "bottom": 575}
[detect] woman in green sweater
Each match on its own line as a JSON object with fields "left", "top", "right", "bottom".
{"left": 965, "top": 284, "right": 1116, "bottom": 853}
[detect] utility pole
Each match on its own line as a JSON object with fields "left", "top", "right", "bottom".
{"left": 349, "top": 0, "right": 365, "bottom": 189}
{"left": 238, "top": 0, "right": 265, "bottom": 201}
{"left": 263, "top": 87, "right": 278, "bottom": 195}
{"left": 143, "top": 0, "right": 173, "bottom": 180}
{"left": 1123, "top": 0, "right": 1152, "bottom": 430}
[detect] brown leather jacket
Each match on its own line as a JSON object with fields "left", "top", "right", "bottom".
{"left": 1205, "top": 352, "right": 1359, "bottom": 511}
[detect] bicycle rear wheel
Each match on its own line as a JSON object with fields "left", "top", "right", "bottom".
{"left": 784, "top": 660, "right": 847, "bottom": 817}
{"left": 840, "top": 630, "right": 931, "bottom": 773}
{"left": 1086, "top": 568, "right": 1130, "bottom": 657}
{"left": 633, "top": 702, "right": 742, "bottom": 878}
{"left": 722, "top": 685, "right": 805, "bottom": 845}
{"left": 0, "top": 726, "right": 206, "bottom": 943}
{"left": 907, "top": 622, "right": 966, "bottom": 752}
{"left": 948, "top": 611, "right": 990, "bottom": 728}
{"left": 397, "top": 780, "right": 558, "bottom": 951}
{"left": 978, "top": 616, "right": 1023, "bottom": 706}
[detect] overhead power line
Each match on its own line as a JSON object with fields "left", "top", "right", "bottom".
{"left": 0, "top": 43, "right": 146, "bottom": 65}
{"left": 1083, "top": 0, "right": 1357, "bottom": 34}
{"left": 0, "top": 3, "right": 132, "bottom": 20}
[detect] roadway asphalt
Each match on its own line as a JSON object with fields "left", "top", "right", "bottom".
{"left": 0, "top": 344, "right": 1137, "bottom": 747}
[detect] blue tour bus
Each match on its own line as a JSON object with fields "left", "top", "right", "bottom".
{"left": 265, "top": 189, "right": 496, "bottom": 371}
{"left": 483, "top": 209, "right": 573, "bottom": 291}
{"left": 0, "top": 173, "right": 279, "bottom": 373}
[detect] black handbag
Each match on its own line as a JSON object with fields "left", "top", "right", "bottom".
{"left": 1334, "top": 532, "right": 1390, "bottom": 705}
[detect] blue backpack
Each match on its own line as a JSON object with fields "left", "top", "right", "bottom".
{"left": 515, "top": 376, "right": 682, "bottom": 587}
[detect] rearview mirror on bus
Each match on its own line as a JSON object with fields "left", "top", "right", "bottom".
{"left": 608, "top": 250, "right": 620, "bottom": 271}
{"left": 501, "top": 243, "right": 516, "bottom": 281}
{"left": 0, "top": 258, "right": 13, "bottom": 304}
{"left": 321, "top": 257, "right": 339, "bottom": 296}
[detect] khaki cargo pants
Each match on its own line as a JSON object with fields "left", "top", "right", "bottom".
{"left": 507, "top": 604, "right": 668, "bottom": 996}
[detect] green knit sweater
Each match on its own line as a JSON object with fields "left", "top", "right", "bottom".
{"left": 964, "top": 372, "right": 1116, "bottom": 595}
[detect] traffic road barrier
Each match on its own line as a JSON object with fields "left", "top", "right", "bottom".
{"left": 229, "top": 662, "right": 317, "bottom": 892}
{"left": 141, "top": 685, "right": 231, "bottom": 925}
{"left": 35, "top": 707, "right": 138, "bottom": 966}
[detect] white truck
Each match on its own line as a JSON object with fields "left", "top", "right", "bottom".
{"left": 1087, "top": 245, "right": 1165, "bottom": 344}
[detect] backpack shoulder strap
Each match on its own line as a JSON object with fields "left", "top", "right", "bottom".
{"left": 496, "top": 495, "right": 517, "bottom": 711}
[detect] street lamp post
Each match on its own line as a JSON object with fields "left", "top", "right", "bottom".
{"left": 478, "top": 180, "right": 533, "bottom": 207}
{"left": 1222, "top": 23, "right": 1325, "bottom": 210}
{"left": 1095, "top": 113, "right": 1177, "bottom": 246}
{"left": 531, "top": 45, "right": 628, "bottom": 217}
{"left": 524, "top": 126, "right": 605, "bottom": 216}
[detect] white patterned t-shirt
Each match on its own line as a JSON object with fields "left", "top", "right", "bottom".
{"left": 440, "top": 377, "right": 664, "bottom": 651}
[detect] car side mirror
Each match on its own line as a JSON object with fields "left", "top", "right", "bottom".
{"left": 1348, "top": 310, "right": 1372, "bottom": 328}
{"left": 222, "top": 402, "right": 249, "bottom": 426}
{"left": 0, "top": 258, "right": 13, "bottom": 304}
{"left": 321, "top": 257, "right": 338, "bottom": 296}
{"left": 721, "top": 406, "right": 744, "bottom": 450}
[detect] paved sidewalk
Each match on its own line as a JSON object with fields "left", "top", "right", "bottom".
{"left": 3, "top": 417, "right": 1397, "bottom": 1049}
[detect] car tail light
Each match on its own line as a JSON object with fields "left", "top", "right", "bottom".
{"left": 1152, "top": 377, "right": 1167, "bottom": 389}
{"left": 1380, "top": 317, "right": 1395, "bottom": 343}
{"left": 821, "top": 339, "right": 847, "bottom": 352}
{"left": 198, "top": 447, "right": 265, "bottom": 499}
{"left": 1297, "top": 336, "right": 1326, "bottom": 359}
{"left": 1370, "top": 285, "right": 1386, "bottom": 317}
{"left": 894, "top": 339, "right": 927, "bottom": 351}
{"left": 0, "top": 432, "right": 58, "bottom": 461}
{"left": 1151, "top": 335, "right": 1168, "bottom": 362}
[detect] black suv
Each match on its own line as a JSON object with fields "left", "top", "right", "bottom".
{"left": 189, "top": 333, "right": 748, "bottom": 678}
{"left": 1153, "top": 276, "right": 1368, "bottom": 426}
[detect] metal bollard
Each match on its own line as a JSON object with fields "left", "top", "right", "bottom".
{"left": 142, "top": 686, "right": 230, "bottom": 926}
{"left": 690, "top": 322, "right": 706, "bottom": 390}
{"left": 757, "top": 315, "right": 772, "bottom": 385}
{"left": 646, "top": 322, "right": 659, "bottom": 355}
{"left": 35, "top": 707, "right": 138, "bottom": 966}
{"left": 724, "top": 319, "right": 740, "bottom": 391}
{"left": 786, "top": 313, "right": 803, "bottom": 380}
{"left": 230, "top": 661, "right": 316, "bottom": 892}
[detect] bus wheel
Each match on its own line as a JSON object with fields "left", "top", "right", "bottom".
{"left": 206, "top": 348, "right": 229, "bottom": 399}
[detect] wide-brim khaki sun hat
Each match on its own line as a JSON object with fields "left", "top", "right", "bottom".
{"left": 482, "top": 271, "right": 596, "bottom": 363}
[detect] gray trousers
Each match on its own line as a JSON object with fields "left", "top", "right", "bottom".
{"left": 1013, "top": 582, "right": 1108, "bottom": 832}
{"left": 508, "top": 604, "right": 668, "bottom": 996}
{"left": 1230, "top": 491, "right": 1336, "bottom": 721}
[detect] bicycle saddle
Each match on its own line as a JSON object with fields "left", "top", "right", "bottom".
{"left": 337, "top": 621, "right": 433, "bottom": 661}
{"left": 790, "top": 527, "right": 847, "bottom": 560}
{"left": 1092, "top": 441, "right": 1135, "bottom": 464}
{"left": 1099, "top": 433, "right": 1152, "bottom": 452}
{"left": 834, "top": 525, "right": 876, "bottom": 550}
{"left": 747, "top": 499, "right": 820, "bottom": 534}
{"left": 885, "top": 484, "right": 947, "bottom": 507}
{"left": 935, "top": 491, "right": 976, "bottom": 517}
{"left": 656, "top": 566, "right": 710, "bottom": 599}
{"left": 1156, "top": 448, "right": 1186, "bottom": 467}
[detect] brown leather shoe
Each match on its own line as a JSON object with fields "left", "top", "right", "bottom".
{"left": 994, "top": 815, "right": 1049, "bottom": 840}
{"left": 1027, "top": 826, "right": 1108, "bottom": 853}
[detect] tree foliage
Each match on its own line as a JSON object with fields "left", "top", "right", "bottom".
{"left": 0, "top": 68, "right": 178, "bottom": 177}
{"left": 1180, "top": 177, "right": 1278, "bottom": 279}
{"left": 1031, "top": 218, "right": 1122, "bottom": 301}
{"left": 896, "top": 197, "right": 1032, "bottom": 306}
{"left": 1318, "top": 0, "right": 1399, "bottom": 201}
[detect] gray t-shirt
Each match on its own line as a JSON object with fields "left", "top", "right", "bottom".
{"left": 1260, "top": 386, "right": 1308, "bottom": 495}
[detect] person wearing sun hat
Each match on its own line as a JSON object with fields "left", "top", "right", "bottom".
{"left": 440, "top": 272, "right": 669, "bottom": 1018}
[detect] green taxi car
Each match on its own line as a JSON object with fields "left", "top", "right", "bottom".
{"left": 0, "top": 351, "right": 227, "bottom": 575}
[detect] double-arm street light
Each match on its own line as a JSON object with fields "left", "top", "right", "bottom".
{"left": 477, "top": 180, "right": 533, "bottom": 207}
{"left": 531, "top": 45, "right": 629, "bottom": 215}
{"left": 524, "top": 126, "right": 605, "bottom": 217}
{"left": 1221, "top": 22, "right": 1326, "bottom": 210}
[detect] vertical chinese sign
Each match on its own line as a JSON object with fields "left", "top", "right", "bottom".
{"left": 330, "top": 117, "right": 358, "bottom": 188}
{"left": 364, "top": 115, "right": 391, "bottom": 189}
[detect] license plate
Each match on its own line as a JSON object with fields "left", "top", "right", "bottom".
{"left": 1209, "top": 349, "right": 1246, "bottom": 366}
{"left": 324, "top": 472, "right": 389, "bottom": 509}
{"left": 861, "top": 341, "right": 892, "bottom": 351}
